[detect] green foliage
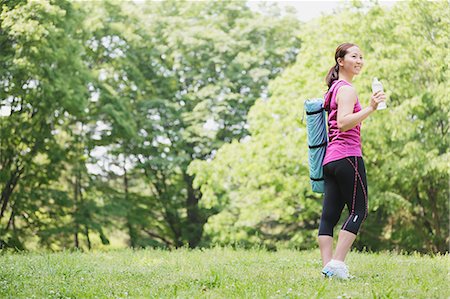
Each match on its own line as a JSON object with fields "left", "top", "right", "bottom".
{"left": 109, "top": 0, "right": 302, "bottom": 248}
{"left": 0, "top": 0, "right": 301, "bottom": 250}
{"left": 190, "top": 1, "right": 449, "bottom": 252}
{"left": 0, "top": 0, "right": 92, "bottom": 249}
{"left": 0, "top": 0, "right": 446, "bottom": 253}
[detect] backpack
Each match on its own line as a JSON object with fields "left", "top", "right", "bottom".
{"left": 304, "top": 80, "right": 347, "bottom": 193}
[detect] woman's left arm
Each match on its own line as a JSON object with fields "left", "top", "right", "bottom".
{"left": 336, "top": 86, "right": 384, "bottom": 132}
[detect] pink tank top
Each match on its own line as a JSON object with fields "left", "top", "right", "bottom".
{"left": 322, "top": 80, "right": 362, "bottom": 166}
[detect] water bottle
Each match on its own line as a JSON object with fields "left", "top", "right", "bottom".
{"left": 372, "top": 78, "right": 386, "bottom": 110}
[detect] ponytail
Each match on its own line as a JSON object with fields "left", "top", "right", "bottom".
{"left": 326, "top": 63, "right": 339, "bottom": 89}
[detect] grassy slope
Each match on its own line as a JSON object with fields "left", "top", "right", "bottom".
{"left": 0, "top": 248, "right": 448, "bottom": 298}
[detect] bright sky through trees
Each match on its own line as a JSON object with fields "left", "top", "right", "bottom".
{"left": 247, "top": 0, "right": 399, "bottom": 21}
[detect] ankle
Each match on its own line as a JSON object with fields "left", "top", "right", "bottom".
{"left": 329, "top": 259, "right": 346, "bottom": 266}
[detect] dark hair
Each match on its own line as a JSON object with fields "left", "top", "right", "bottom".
{"left": 325, "top": 43, "right": 358, "bottom": 88}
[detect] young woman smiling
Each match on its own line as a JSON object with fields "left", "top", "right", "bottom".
{"left": 318, "top": 43, "right": 386, "bottom": 279}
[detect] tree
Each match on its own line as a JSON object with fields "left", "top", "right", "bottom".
{"left": 0, "top": 0, "right": 91, "bottom": 248}
{"left": 120, "top": 0, "right": 302, "bottom": 248}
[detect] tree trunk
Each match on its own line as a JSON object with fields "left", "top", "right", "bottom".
{"left": 85, "top": 225, "right": 91, "bottom": 250}
{"left": 143, "top": 229, "right": 174, "bottom": 247}
{"left": 5, "top": 206, "right": 14, "bottom": 231}
{"left": 0, "top": 166, "right": 23, "bottom": 222}
{"left": 123, "top": 160, "right": 138, "bottom": 248}
{"left": 142, "top": 165, "right": 183, "bottom": 248}
{"left": 74, "top": 175, "right": 79, "bottom": 249}
{"left": 183, "top": 172, "right": 204, "bottom": 248}
{"left": 428, "top": 187, "right": 446, "bottom": 253}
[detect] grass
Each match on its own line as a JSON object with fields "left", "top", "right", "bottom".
{"left": 0, "top": 247, "right": 448, "bottom": 298}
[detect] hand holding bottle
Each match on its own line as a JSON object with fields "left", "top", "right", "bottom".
{"left": 371, "top": 78, "right": 387, "bottom": 110}
{"left": 370, "top": 90, "right": 387, "bottom": 111}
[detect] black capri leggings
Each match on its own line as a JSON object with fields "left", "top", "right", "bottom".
{"left": 318, "top": 156, "right": 368, "bottom": 236}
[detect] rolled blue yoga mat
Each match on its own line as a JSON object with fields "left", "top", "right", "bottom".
{"left": 304, "top": 98, "right": 327, "bottom": 193}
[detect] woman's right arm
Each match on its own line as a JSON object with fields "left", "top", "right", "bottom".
{"left": 336, "top": 86, "right": 386, "bottom": 132}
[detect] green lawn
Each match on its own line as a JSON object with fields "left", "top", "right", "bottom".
{"left": 0, "top": 247, "right": 448, "bottom": 298}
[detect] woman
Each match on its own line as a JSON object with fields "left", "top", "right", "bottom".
{"left": 318, "top": 43, "right": 386, "bottom": 279}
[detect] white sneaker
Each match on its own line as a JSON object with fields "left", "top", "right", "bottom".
{"left": 321, "top": 259, "right": 350, "bottom": 280}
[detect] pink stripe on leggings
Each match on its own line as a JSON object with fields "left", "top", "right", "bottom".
{"left": 346, "top": 157, "right": 368, "bottom": 220}
{"left": 342, "top": 157, "right": 358, "bottom": 230}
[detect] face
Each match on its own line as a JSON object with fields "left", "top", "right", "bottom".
{"left": 338, "top": 46, "right": 364, "bottom": 75}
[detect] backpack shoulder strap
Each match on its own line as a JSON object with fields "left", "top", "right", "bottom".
{"left": 323, "top": 80, "right": 351, "bottom": 111}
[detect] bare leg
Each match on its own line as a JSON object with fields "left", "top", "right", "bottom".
{"left": 333, "top": 230, "right": 357, "bottom": 262}
{"left": 318, "top": 235, "right": 333, "bottom": 267}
